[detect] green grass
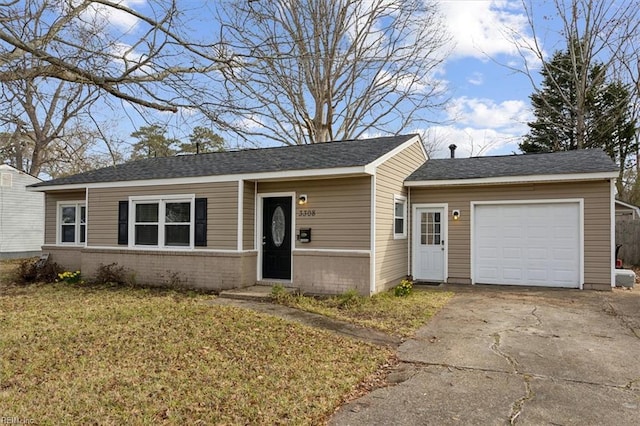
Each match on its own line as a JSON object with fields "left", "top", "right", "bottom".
{"left": 275, "top": 287, "right": 454, "bottom": 337}
{"left": 0, "top": 265, "right": 391, "bottom": 424}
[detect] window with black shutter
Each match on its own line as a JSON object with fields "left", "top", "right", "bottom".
{"left": 120, "top": 196, "right": 206, "bottom": 248}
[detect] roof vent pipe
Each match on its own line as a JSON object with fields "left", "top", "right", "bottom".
{"left": 449, "top": 144, "right": 457, "bottom": 158}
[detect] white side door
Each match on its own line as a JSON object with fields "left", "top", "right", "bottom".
{"left": 413, "top": 207, "right": 446, "bottom": 281}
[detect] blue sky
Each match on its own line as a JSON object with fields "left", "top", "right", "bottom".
{"left": 100, "top": 0, "right": 563, "bottom": 160}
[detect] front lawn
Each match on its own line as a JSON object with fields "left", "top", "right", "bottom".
{"left": 273, "top": 287, "right": 454, "bottom": 337}
{"left": 0, "top": 278, "right": 390, "bottom": 424}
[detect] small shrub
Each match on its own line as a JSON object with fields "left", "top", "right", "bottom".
{"left": 336, "top": 289, "right": 363, "bottom": 309}
{"left": 394, "top": 279, "right": 413, "bottom": 297}
{"left": 93, "top": 263, "right": 129, "bottom": 285}
{"left": 56, "top": 270, "right": 83, "bottom": 285}
{"left": 271, "top": 283, "right": 291, "bottom": 303}
{"left": 17, "top": 258, "right": 61, "bottom": 284}
{"left": 163, "top": 270, "right": 186, "bottom": 288}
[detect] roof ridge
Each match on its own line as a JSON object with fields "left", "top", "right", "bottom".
{"left": 31, "top": 133, "right": 417, "bottom": 188}
{"left": 408, "top": 148, "right": 617, "bottom": 181}
{"left": 432, "top": 148, "right": 605, "bottom": 161}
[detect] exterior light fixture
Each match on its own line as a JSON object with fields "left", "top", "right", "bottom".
{"left": 452, "top": 210, "right": 460, "bottom": 221}
{"left": 298, "top": 194, "right": 308, "bottom": 205}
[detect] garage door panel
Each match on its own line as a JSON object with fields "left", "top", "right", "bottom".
{"left": 554, "top": 270, "right": 576, "bottom": 282}
{"left": 474, "top": 203, "right": 580, "bottom": 288}
{"left": 503, "top": 227, "right": 523, "bottom": 238}
{"left": 503, "top": 268, "right": 523, "bottom": 280}
{"left": 527, "top": 268, "right": 548, "bottom": 281}
{"left": 553, "top": 247, "right": 574, "bottom": 260}
{"left": 477, "top": 266, "right": 499, "bottom": 281}
{"left": 502, "top": 251, "right": 522, "bottom": 261}
{"left": 527, "top": 248, "right": 548, "bottom": 261}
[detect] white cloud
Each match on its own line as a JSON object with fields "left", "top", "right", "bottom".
{"left": 417, "top": 96, "right": 533, "bottom": 158}
{"left": 421, "top": 125, "right": 523, "bottom": 158}
{"left": 446, "top": 97, "right": 531, "bottom": 133}
{"left": 438, "top": 0, "right": 540, "bottom": 66}
{"left": 109, "top": 42, "right": 151, "bottom": 75}
{"left": 79, "top": 0, "right": 146, "bottom": 32}
{"left": 467, "top": 72, "right": 484, "bottom": 85}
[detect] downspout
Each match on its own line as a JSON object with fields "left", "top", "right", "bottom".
{"left": 407, "top": 186, "right": 411, "bottom": 277}
{"left": 610, "top": 179, "right": 615, "bottom": 288}
{"left": 254, "top": 181, "right": 257, "bottom": 250}
{"left": 237, "top": 180, "right": 243, "bottom": 252}
{"left": 85, "top": 187, "right": 89, "bottom": 248}
{"left": 370, "top": 174, "right": 376, "bottom": 295}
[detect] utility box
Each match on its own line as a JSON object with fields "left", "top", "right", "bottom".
{"left": 615, "top": 269, "right": 636, "bottom": 288}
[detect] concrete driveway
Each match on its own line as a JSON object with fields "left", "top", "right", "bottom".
{"left": 330, "top": 286, "right": 640, "bottom": 425}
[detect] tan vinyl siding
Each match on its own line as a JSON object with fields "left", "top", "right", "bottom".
{"left": 44, "top": 190, "right": 87, "bottom": 245}
{"left": 258, "top": 176, "right": 371, "bottom": 250}
{"left": 87, "top": 182, "right": 238, "bottom": 250}
{"left": 374, "top": 141, "right": 427, "bottom": 292}
{"left": 243, "top": 181, "right": 255, "bottom": 250}
{"left": 410, "top": 180, "right": 612, "bottom": 288}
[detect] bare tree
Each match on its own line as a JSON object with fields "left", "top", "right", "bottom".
{"left": 0, "top": 0, "right": 226, "bottom": 113}
{"left": 0, "top": 74, "right": 102, "bottom": 176}
{"left": 610, "top": 24, "right": 640, "bottom": 182}
{"left": 0, "top": 1, "right": 239, "bottom": 177}
{"left": 215, "top": 0, "right": 451, "bottom": 145}
{"left": 513, "top": 0, "right": 640, "bottom": 150}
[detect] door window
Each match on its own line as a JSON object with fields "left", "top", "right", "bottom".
{"left": 271, "top": 206, "right": 286, "bottom": 247}
{"left": 420, "top": 212, "right": 441, "bottom": 245}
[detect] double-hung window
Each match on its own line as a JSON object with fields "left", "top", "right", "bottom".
{"left": 393, "top": 195, "right": 407, "bottom": 239}
{"left": 58, "top": 202, "right": 86, "bottom": 245}
{"left": 131, "top": 196, "right": 194, "bottom": 248}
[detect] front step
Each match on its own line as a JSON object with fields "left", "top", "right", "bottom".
{"left": 218, "top": 285, "right": 274, "bottom": 301}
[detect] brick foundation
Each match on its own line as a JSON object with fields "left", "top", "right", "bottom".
{"left": 44, "top": 246, "right": 257, "bottom": 291}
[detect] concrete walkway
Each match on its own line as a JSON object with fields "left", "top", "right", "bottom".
{"left": 330, "top": 287, "right": 640, "bottom": 425}
{"left": 208, "top": 297, "right": 402, "bottom": 347}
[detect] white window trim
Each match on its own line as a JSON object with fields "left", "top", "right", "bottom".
{"left": 56, "top": 201, "right": 86, "bottom": 246}
{"left": 128, "top": 194, "right": 195, "bottom": 250}
{"left": 393, "top": 194, "right": 407, "bottom": 239}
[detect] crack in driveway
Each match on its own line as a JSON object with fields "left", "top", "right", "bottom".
{"left": 490, "top": 330, "right": 532, "bottom": 424}
{"left": 606, "top": 301, "right": 640, "bottom": 339}
{"left": 331, "top": 291, "right": 640, "bottom": 426}
{"left": 396, "top": 359, "right": 637, "bottom": 390}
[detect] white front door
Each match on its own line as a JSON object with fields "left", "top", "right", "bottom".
{"left": 413, "top": 207, "right": 446, "bottom": 281}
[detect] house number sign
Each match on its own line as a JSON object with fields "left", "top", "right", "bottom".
{"left": 297, "top": 209, "right": 316, "bottom": 217}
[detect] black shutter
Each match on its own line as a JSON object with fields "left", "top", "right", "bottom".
{"left": 118, "top": 201, "right": 128, "bottom": 245}
{"left": 195, "top": 198, "right": 207, "bottom": 247}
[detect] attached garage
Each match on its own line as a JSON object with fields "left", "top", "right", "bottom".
{"left": 473, "top": 201, "right": 581, "bottom": 288}
{"left": 405, "top": 149, "right": 619, "bottom": 290}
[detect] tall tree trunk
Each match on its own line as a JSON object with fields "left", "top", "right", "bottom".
{"left": 29, "top": 142, "right": 43, "bottom": 176}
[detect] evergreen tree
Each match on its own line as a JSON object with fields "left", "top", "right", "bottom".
{"left": 130, "top": 125, "right": 179, "bottom": 160}
{"left": 520, "top": 47, "right": 637, "bottom": 196}
{"left": 595, "top": 81, "right": 638, "bottom": 195}
{"left": 520, "top": 49, "right": 606, "bottom": 152}
{"left": 179, "top": 127, "right": 225, "bottom": 154}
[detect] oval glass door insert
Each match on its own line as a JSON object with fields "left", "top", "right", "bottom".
{"left": 271, "top": 206, "right": 286, "bottom": 247}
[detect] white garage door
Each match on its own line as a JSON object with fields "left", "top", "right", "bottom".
{"left": 473, "top": 202, "right": 581, "bottom": 288}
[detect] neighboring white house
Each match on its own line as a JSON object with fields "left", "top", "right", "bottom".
{"left": 0, "top": 164, "right": 44, "bottom": 258}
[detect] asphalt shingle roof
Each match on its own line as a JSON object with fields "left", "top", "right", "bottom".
{"left": 31, "top": 134, "right": 418, "bottom": 187}
{"left": 407, "top": 149, "right": 618, "bottom": 182}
